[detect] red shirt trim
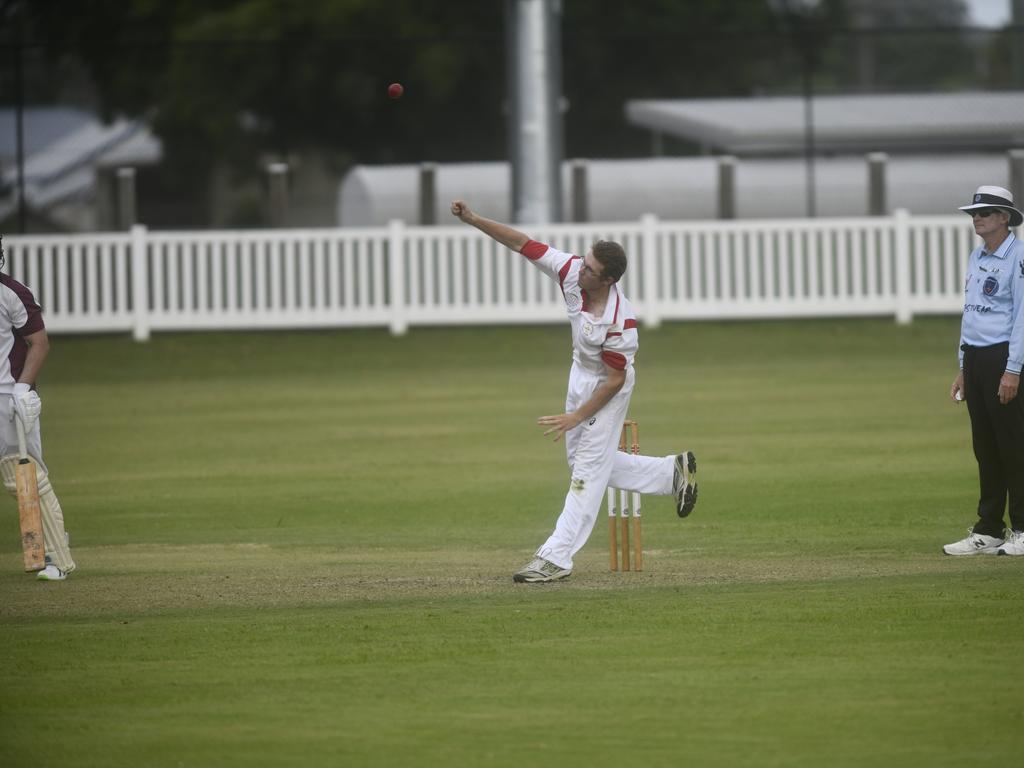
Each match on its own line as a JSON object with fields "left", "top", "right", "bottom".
{"left": 558, "top": 255, "right": 578, "bottom": 288}
{"left": 602, "top": 350, "right": 627, "bottom": 370}
{"left": 623, "top": 318, "right": 637, "bottom": 330}
{"left": 520, "top": 240, "right": 548, "bottom": 261}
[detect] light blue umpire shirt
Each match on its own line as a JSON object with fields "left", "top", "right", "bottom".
{"left": 959, "top": 232, "right": 1024, "bottom": 374}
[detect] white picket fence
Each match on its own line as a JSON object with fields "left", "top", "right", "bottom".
{"left": 2, "top": 211, "right": 979, "bottom": 341}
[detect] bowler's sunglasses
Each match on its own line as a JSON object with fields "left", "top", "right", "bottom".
{"left": 970, "top": 208, "right": 999, "bottom": 218}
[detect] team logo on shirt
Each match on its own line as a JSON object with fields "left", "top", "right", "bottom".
{"left": 982, "top": 276, "right": 999, "bottom": 296}
{"left": 565, "top": 291, "right": 582, "bottom": 312}
{"left": 582, "top": 322, "right": 594, "bottom": 336}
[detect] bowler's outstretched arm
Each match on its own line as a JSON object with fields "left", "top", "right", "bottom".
{"left": 451, "top": 200, "right": 529, "bottom": 252}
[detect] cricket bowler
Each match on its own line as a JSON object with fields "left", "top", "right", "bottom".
{"left": 450, "top": 201, "right": 699, "bottom": 582}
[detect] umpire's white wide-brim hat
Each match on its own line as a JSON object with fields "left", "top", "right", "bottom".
{"left": 959, "top": 185, "right": 1023, "bottom": 227}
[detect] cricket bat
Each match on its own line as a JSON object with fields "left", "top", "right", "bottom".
{"left": 15, "top": 415, "right": 44, "bottom": 571}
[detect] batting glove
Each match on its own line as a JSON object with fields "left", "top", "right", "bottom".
{"left": 12, "top": 383, "right": 41, "bottom": 432}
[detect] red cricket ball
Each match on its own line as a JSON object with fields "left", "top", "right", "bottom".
{"left": 388, "top": 83, "right": 404, "bottom": 100}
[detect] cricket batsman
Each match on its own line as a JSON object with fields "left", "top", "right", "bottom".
{"left": 450, "top": 201, "right": 698, "bottom": 582}
{"left": 0, "top": 236, "right": 75, "bottom": 581}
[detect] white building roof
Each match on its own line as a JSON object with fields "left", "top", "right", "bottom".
{"left": 338, "top": 153, "right": 1017, "bottom": 225}
{"left": 0, "top": 107, "right": 162, "bottom": 221}
{"left": 626, "top": 92, "right": 1024, "bottom": 154}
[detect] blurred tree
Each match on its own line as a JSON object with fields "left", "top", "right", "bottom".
{"left": 6, "top": 0, "right": 509, "bottom": 224}
{"left": 833, "top": 0, "right": 974, "bottom": 91}
{"left": 562, "top": 0, "right": 784, "bottom": 157}
{"left": 0, "top": 0, "right": 992, "bottom": 227}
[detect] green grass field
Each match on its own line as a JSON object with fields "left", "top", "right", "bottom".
{"left": 1, "top": 317, "right": 1022, "bottom": 767}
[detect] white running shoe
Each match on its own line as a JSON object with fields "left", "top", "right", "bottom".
{"left": 673, "top": 452, "right": 698, "bottom": 518}
{"left": 997, "top": 529, "right": 1024, "bottom": 556}
{"left": 512, "top": 557, "right": 571, "bottom": 583}
{"left": 36, "top": 565, "right": 68, "bottom": 581}
{"left": 942, "top": 530, "right": 1003, "bottom": 556}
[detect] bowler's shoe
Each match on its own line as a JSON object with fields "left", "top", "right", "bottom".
{"left": 673, "top": 452, "right": 698, "bottom": 518}
{"left": 513, "top": 557, "right": 571, "bottom": 583}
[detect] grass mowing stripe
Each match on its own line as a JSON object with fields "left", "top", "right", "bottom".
{"left": 1, "top": 318, "right": 1022, "bottom": 767}
{"left": 1, "top": 575, "right": 1016, "bottom": 767}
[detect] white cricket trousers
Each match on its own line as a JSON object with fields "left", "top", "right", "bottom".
{"left": 535, "top": 363, "right": 676, "bottom": 570}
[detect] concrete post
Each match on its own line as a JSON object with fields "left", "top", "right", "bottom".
{"left": 867, "top": 152, "right": 888, "bottom": 216}
{"left": 570, "top": 159, "right": 589, "bottom": 222}
{"left": 717, "top": 156, "right": 736, "bottom": 220}
{"left": 116, "top": 167, "right": 137, "bottom": 230}
{"left": 418, "top": 163, "right": 437, "bottom": 225}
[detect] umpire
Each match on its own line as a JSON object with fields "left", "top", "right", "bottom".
{"left": 944, "top": 185, "right": 1024, "bottom": 557}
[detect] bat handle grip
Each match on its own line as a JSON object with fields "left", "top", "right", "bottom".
{"left": 14, "top": 412, "right": 28, "bottom": 461}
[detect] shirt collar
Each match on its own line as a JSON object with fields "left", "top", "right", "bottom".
{"left": 600, "top": 284, "right": 621, "bottom": 325}
{"left": 982, "top": 232, "right": 1016, "bottom": 259}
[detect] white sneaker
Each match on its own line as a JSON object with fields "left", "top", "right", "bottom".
{"left": 36, "top": 565, "right": 68, "bottom": 581}
{"left": 942, "top": 530, "right": 1003, "bottom": 556}
{"left": 512, "top": 557, "right": 571, "bottom": 583}
{"left": 997, "top": 530, "right": 1024, "bottom": 556}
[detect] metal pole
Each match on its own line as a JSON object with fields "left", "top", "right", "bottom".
{"left": 802, "top": 47, "right": 816, "bottom": 218}
{"left": 772, "top": 0, "right": 822, "bottom": 218}
{"left": 1013, "top": 0, "right": 1024, "bottom": 88}
{"left": 505, "top": 0, "right": 564, "bottom": 224}
{"left": 14, "top": 12, "right": 27, "bottom": 233}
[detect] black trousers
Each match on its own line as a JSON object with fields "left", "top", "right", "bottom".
{"left": 963, "top": 342, "right": 1024, "bottom": 536}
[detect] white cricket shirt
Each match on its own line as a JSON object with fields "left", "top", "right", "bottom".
{"left": 520, "top": 240, "right": 638, "bottom": 375}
